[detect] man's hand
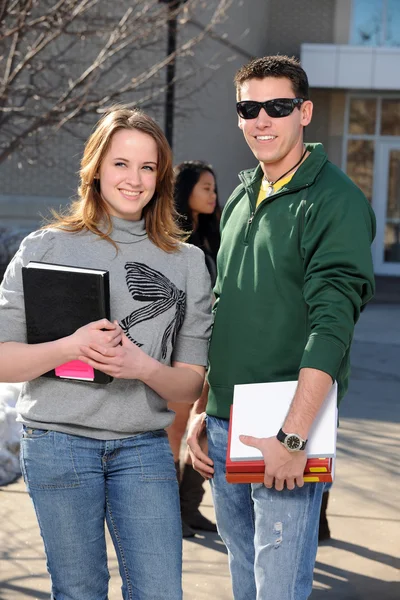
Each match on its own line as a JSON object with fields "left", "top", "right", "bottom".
{"left": 187, "top": 412, "right": 214, "bottom": 480}
{"left": 239, "top": 434, "right": 307, "bottom": 491}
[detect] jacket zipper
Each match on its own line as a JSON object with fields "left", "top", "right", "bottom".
{"left": 243, "top": 182, "right": 311, "bottom": 245}
{"left": 244, "top": 211, "right": 255, "bottom": 243}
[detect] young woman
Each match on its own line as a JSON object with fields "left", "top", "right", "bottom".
{"left": 174, "top": 161, "right": 220, "bottom": 287}
{"left": 0, "top": 109, "right": 212, "bottom": 600}
{"left": 167, "top": 161, "right": 220, "bottom": 537}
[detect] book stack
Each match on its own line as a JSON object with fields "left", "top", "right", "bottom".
{"left": 225, "top": 380, "right": 337, "bottom": 484}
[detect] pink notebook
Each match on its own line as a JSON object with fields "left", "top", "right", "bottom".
{"left": 55, "top": 360, "right": 95, "bottom": 381}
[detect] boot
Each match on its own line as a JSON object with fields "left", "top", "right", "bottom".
{"left": 174, "top": 461, "right": 196, "bottom": 538}
{"left": 318, "top": 491, "right": 331, "bottom": 543}
{"left": 179, "top": 463, "right": 217, "bottom": 532}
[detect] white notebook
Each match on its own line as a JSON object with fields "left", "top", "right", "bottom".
{"left": 230, "top": 380, "right": 338, "bottom": 461}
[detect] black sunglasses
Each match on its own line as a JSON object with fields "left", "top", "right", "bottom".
{"left": 236, "top": 98, "right": 305, "bottom": 119}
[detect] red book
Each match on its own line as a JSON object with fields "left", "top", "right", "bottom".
{"left": 226, "top": 406, "right": 333, "bottom": 484}
{"left": 226, "top": 471, "right": 333, "bottom": 484}
{"left": 227, "top": 456, "right": 332, "bottom": 474}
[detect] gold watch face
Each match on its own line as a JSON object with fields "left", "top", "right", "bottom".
{"left": 286, "top": 434, "right": 302, "bottom": 450}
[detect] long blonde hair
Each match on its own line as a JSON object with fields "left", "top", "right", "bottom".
{"left": 46, "top": 107, "right": 186, "bottom": 252}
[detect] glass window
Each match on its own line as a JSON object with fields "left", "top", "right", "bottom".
{"left": 346, "top": 140, "right": 375, "bottom": 202}
{"left": 387, "top": 149, "right": 400, "bottom": 219}
{"left": 381, "top": 99, "right": 400, "bottom": 135}
{"left": 384, "top": 149, "right": 400, "bottom": 263}
{"left": 351, "top": 0, "right": 400, "bottom": 46}
{"left": 384, "top": 224, "right": 400, "bottom": 262}
{"left": 349, "top": 98, "right": 377, "bottom": 134}
{"left": 351, "top": 0, "right": 383, "bottom": 46}
{"left": 385, "top": 0, "right": 400, "bottom": 46}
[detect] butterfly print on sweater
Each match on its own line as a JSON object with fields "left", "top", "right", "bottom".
{"left": 121, "top": 262, "right": 186, "bottom": 359}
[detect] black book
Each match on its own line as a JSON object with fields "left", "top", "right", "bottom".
{"left": 22, "top": 261, "right": 112, "bottom": 384}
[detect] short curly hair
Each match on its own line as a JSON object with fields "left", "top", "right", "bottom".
{"left": 234, "top": 55, "right": 309, "bottom": 100}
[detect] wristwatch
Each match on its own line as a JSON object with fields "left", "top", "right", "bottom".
{"left": 277, "top": 428, "right": 307, "bottom": 452}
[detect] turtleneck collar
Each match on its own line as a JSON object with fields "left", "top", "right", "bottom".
{"left": 107, "top": 215, "right": 148, "bottom": 244}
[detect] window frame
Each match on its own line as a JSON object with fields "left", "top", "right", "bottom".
{"left": 342, "top": 92, "right": 400, "bottom": 176}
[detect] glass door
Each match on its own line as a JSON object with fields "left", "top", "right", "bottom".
{"left": 373, "top": 140, "right": 400, "bottom": 275}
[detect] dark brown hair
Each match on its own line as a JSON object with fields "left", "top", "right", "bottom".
{"left": 174, "top": 160, "right": 221, "bottom": 260}
{"left": 234, "top": 55, "right": 309, "bottom": 100}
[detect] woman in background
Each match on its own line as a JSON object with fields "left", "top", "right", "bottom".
{"left": 168, "top": 160, "right": 221, "bottom": 537}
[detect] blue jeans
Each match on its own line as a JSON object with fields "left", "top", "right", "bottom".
{"left": 207, "top": 416, "right": 324, "bottom": 600}
{"left": 20, "top": 427, "right": 182, "bottom": 600}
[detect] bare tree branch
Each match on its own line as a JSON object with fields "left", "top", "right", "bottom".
{"left": 0, "top": 0, "right": 234, "bottom": 164}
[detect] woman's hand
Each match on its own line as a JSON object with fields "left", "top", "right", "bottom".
{"left": 65, "top": 319, "right": 122, "bottom": 362}
{"left": 0, "top": 319, "right": 122, "bottom": 383}
{"left": 78, "top": 329, "right": 150, "bottom": 379}
{"left": 192, "top": 380, "right": 209, "bottom": 415}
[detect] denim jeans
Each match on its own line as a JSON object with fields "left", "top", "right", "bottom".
{"left": 207, "top": 416, "right": 324, "bottom": 600}
{"left": 20, "top": 427, "right": 182, "bottom": 600}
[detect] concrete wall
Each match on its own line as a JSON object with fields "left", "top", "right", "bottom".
{"left": 305, "top": 89, "right": 331, "bottom": 157}
{"left": 0, "top": 128, "right": 83, "bottom": 201}
{"left": 265, "top": 0, "right": 334, "bottom": 56}
{"left": 305, "top": 89, "right": 346, "bottom": 169}
{"left": 327, "top": 91, "right": 346, "bottom": 168}
{"left": 173, "top": 0, "right": 341, "bottom": 203}
{"left": 334, "top": 0, "right": 352, "bottom": 44}
{"left": 173, "top": 0, "right": 271, "bottom": 204}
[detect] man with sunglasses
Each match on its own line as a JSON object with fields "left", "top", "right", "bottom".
{"left": 188, "top": 55, "right": 375, "bottom": 599}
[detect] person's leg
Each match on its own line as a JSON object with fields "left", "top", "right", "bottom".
{"left": 252, "top": 481, "right": 324, "bottom": 600}
{"left": 207, "top": 416, "right": 257, "bottom": 600}
{"left": 167, "top": 401, "right": 197, "bottom": 537}
{"left": 319, "top": 482, "right": 332, "bottom": 542}
{"left": 105, "top": 430, "right": 182, "bottom": 600}
{"left": 20, "top": 427, "right": 109, "bottom": 600}
{"left": 173, "top": 458, "right": 195, "bottom": 538}
{"left": 168, "top": 401, "right": 216, "bottom": 535}
{"left": 179, "top": 462, "right": 217, "bottom": 531}
{"left": 179, "top": 406, "right": 217, "bottom": 533}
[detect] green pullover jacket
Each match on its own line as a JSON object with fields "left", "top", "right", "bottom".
{"left": 206, "top": 143, "right": 376, "bottom": 419}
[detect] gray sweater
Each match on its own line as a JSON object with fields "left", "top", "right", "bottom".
{"left": 0, "top": 217, "right": 212, "bottom": 439}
